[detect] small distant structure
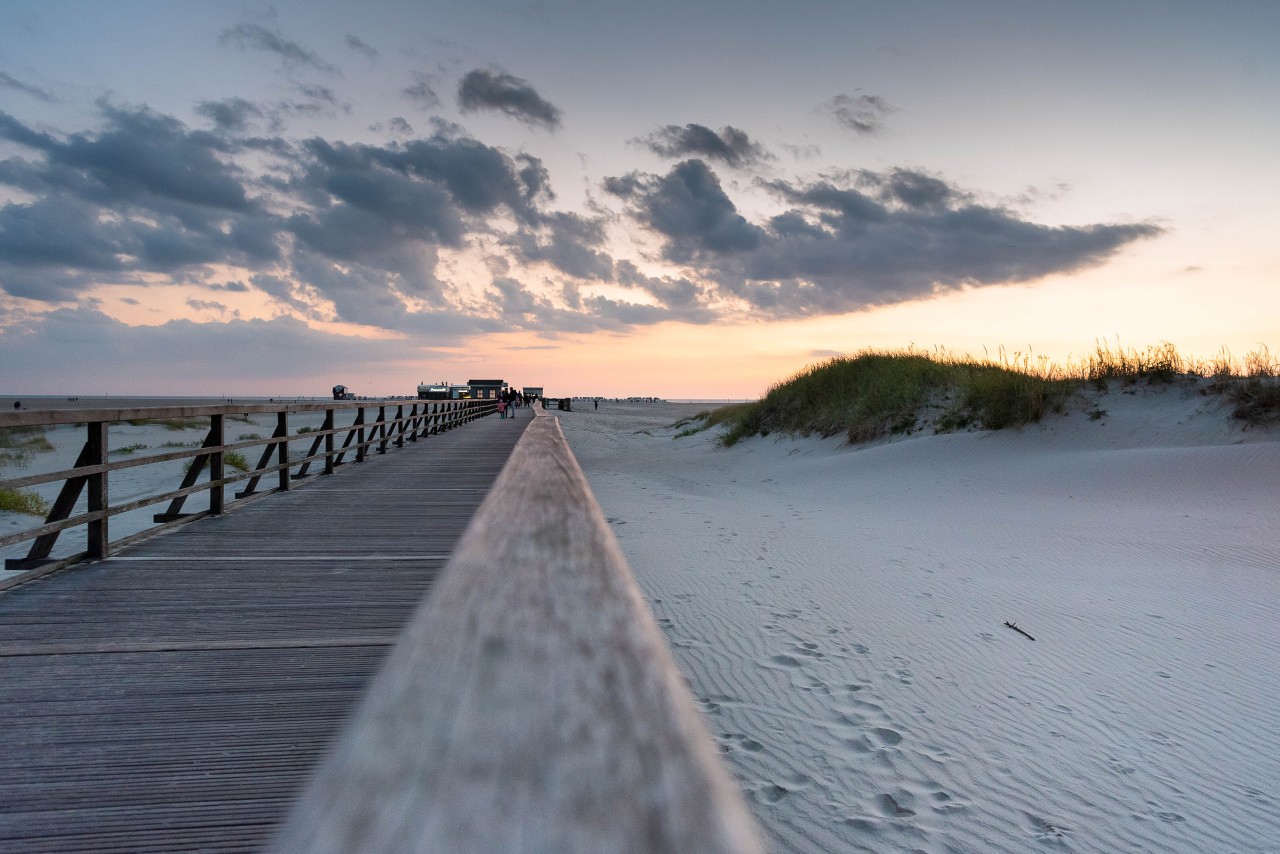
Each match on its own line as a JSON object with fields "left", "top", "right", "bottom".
{"left": 418, "top": 382, "right": 471, "bottom": 400}
{"left": 467, "top": 379, "right": 505, "bottom": 400}
{"left": 332, "top": 385, "right": 355, "bottom": 401}
{"left": 523, "top": 386, "right": 544, "bottom": 400}
{"left": 417, "top": 382, "right": 450, "bottom": 400}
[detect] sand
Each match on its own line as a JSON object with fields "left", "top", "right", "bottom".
{"left": 558, "top": 389, "right": 1280, "bottom": 853}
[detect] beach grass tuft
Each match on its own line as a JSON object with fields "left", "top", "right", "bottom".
{"left": 0, "top": 426, "right": 54, "bottom": 469}
{"left": 182, "top": 450, "right": 251, "bottom": 474}
{"left": 1216, "top": 344, "right": 1280, "bottom": 425}
{"left": 697, "top": 342, "right": 1279, "bottom": 446}
{"left": 0, "top": 487, "right": 51, "bottom": 516}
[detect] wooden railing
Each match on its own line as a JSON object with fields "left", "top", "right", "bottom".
{"left": 268, "top": 404, "right": 768, "bottom": 853}
{"left": 0, "top": 399, "right": 495, "bottom": 589}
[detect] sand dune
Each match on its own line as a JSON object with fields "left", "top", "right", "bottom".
{"left": 560, "top": 388, "right": 1280, "bottom": 853}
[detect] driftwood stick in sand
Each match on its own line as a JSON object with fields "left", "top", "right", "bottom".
{"left": 1004, "top": 620, "right": 1036, "bottom": 641}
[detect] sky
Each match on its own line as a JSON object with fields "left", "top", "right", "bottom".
{"left": 0, "top": 0, "right": 1276, "bottom": 398}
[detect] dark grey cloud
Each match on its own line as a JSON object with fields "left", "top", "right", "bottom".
{"left": 186, "top": 298, "right": 227, "bottom": 312}
{"left": 0, "top": 71, "right": 54, "bottom": 103}
{"left": 218, "top": 22, "right": 338, "bottom": 73}
{"left": 488, "top": 276, "right": 671, "bottom": 333}
{"left": 638, "top": 124, "right": 771, "bottom": 168}
{"left": 0, "top": 85, "right": 1163, "bottom": 343}
{"left": 825, "top": 93, "right": 894, "bottom": 135}
{"left": 195, "top": 97, "right": 265, "bottom": 133}
{"left": 457, "top": 69, "right": 562, "bottom": 130}
{"left": 0, "top": 195, "right": 126, "bottom": 274}
{"left": 403, "top": 71, "right": 440, "bottom": 110}
{"left": 387, "top": 117, "right": 414, "bottom": 136}
{"left": 0, "top": 109, "right": 58, "bottom": 150}
{"left": 606, "top": 159, "right": 1162, "bottom": 317}
{"left": 0, "top": 104, "right": 280, "bottom": 301}
{"left": 507, "top": 211, "right": 613, "bottom": 280}
{"left": 604, "top": 159, "right": 763, "bottom": 262}
{"left": 614, "top": 260, "right": 715, "bottom": 322}
{"left": 345, "top": 34, "right": 378, "bottom": 60}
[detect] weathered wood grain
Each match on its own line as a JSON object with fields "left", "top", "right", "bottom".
{"left": 270, "top": 407, "right": 767, "bottom": 854}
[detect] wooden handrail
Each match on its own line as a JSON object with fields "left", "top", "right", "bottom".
{"left": 268, "top": 404, "right": 767, "bottom": 853}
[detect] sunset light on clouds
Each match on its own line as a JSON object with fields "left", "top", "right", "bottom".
{"left": 1, "top": 0, "right": 1276, "bottom": 397}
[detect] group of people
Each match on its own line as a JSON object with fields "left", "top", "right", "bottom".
{"left": 496, "top": 388, "right": 525, "bottom": 419}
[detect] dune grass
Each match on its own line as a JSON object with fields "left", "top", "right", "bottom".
{"left": 695, "top": 342, "right": 1279, "bottom": 447}
{"left": 0, "top": 425, "right": 54, "bottom": 469}
{"left": 0, "top": 487, "right": 50, "bottom": 516}
{"left": 182, "top": 450, "right": 251, "bottom": 474}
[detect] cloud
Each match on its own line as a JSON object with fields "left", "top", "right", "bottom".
{"left": 825, "top": 93, "right": 894, "bottom": 135}
{"left": 195, "top": 97, "right": 266, "bottom": 133}
{"left": 0, "top": 104, "right": 280, "bottom": 300}
{"left": 0, "top": 71, "right": 54, "bottom": 103}
{"left": 604, "top": 159, "right": 763, "bottom": 262}
{"left": 506, "top": 211, "right": 613, "bottom": 280}
{"left": 345, "top": 34, "right": 379, "bottom": 60}
{"left": 218, "top": 22, "right": 338, "bottom": 73}
{"left": 387, "top": 117, "right": 414, "bottom": 136}
{"left": 0, "top": 308, "right": 417, "bottom": 393}
{"left": 0, "top": 101, "right": 609, "bottom": 334}
{"left": 487, "top": 276, "right": 673, "bottom": 333}
{"left": 607, "top": 159, "right": 1162, "bottom": 317}
{"left": 457, "top": 69, "right": 562, "bottom": 130}
{"left": 403, "top": 71, "right": 440, "bottom": 110}
{"left": 637, "top": 124, "right": 771, "bottom": 168}
{"left": 614, "top": 260, "right": 715, "bottom": 322}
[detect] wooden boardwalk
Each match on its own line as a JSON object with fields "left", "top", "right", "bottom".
{"left": 0, "top": 412, "right": 531, "bottom": 853}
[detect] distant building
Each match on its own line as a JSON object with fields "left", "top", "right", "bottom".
{"left": 417, "top": 382, "right": 449, "bottom": 400}
{"left": 418, "top": 381, "right": 472, "bottom": 400}
{"left": 523, "top": 386, "right": 544, "bottom": 399}
{"left": 467, "top": 379, "right": 505, "bottom": 400}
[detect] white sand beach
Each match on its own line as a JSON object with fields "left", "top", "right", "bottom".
{"left": 559, "top": 390, "right": 1280, "bottom": 853}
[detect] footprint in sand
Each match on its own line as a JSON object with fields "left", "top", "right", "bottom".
{"left": 869, "top": 727, "right": 904, "bottom": 747}
{"left": 872, "top": 793, "right": 916, "bottom": 818}
{"left": 756, "top": 783, "right": 790, "bottom": 804}
{"left": 1022, "top": 813, "right": 1069, "bottom": 843}
{"left": 719, "top": 733, "right": 766, "bottom": 753}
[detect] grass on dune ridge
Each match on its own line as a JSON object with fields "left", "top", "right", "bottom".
{"left": 682, "top": 342, "right": 1280, "bottom": 447}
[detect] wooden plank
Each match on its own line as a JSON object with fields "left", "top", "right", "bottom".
{"left": 270, "top": 407, "right": 766, "bottom": 854}
{"left": 0, "top": 413, "right": 527, "bottom": 854}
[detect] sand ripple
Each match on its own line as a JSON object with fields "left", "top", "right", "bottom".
{"left": 569, "top": 400, "right": 1280, "bottom": 853}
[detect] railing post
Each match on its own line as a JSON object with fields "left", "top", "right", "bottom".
{"left": 86, "top": 421, "right": 108, "bottom": 560}
{"left": 377, "top": 405, "right": 388, "bottom": 455}
{"left": 209, "top": 414, "right": 224, "bottom": 515}
{"left": 278, "top": 411, "right": 290, "bottom": 492}
{"left": 395, "top": 404, "right": 405, "bottom": 448}
{"left": 355, "top": 407, "right": 367, "bottom": 463}
{"left": 324, "top": 409, "right": 335, "bottom": 475}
